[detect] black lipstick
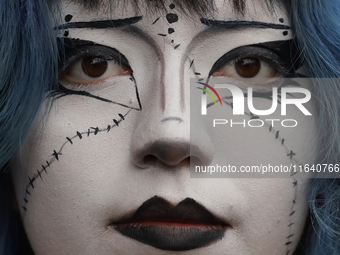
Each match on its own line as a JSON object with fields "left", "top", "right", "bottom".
{"left": 111, "top": 196, "right": 229, "bottom": 251}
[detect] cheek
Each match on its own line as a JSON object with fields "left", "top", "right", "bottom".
{"left": 235, "top": 179, "right": 309, "bottom": 254}
{"left": 10, "top": 92, "right": 140, "bottom": 254}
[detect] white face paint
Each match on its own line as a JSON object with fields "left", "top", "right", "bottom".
{"left": 10, "top": 0, "right": 315, "bottom": 254}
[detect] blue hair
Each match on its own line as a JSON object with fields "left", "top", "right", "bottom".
{"left": 1, "top": 0, "right": 340, "bottom": 254}
{"left": 0, "top": 0, "right": 57, "bottom": 254}
{"left": 291, "top": 0, "right": 340, "bottom": 254}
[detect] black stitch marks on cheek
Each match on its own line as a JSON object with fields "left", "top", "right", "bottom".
{"left": 113, "top": 119, "right": 119, "bottom": 126}
{"left": 152, "top": 17, "right": 160, "bottom": 25}
{"left": 65, "top": 14, "right": 73, "bottom": 22}
{"left": 275, "top": 131, "right": 280, "bottom": 139}
{"left": 166, "top": 13, "right": 178, "bottom": 24}
{"left": 250, "top": 113, "right": 259, "bottom": 119}
{"left": 168, "top": 28, "right": 175, "bottom": 34}
{"left": 287, "top": 150, "right": 296, "bottom": 160}
{"left": 215, "top": 92, "right": 301, "bottom": 255}
{"left": 53, "top": 150, "right": 60, "bottom": 161}
{"left": 174, "top": 44, "right": 181, "bottom": 49}
{"left": 37, "top": 170, "right": 43, "bottom": 180}
{"left": 21, "top": 111, "right": 133, "bottom": 216}
{"left": 91, "top": 127, "right": 99, "bottom": 135}
{"left": 158, "top": 33, "right": 167, "bottom": 37}
{"left": 28, "top": 177, "right": 35, "bottom": 189}
{"left": 77, "top": 131, "right": 82, "bottom": 139}
{"left": 66, "top": 137, "right": 73, "bottom": 144}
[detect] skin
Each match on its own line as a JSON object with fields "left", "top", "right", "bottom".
{"left": 11, "top": 0, "right": 315, "bottom": 254}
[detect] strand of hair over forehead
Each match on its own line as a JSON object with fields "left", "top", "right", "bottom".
{"left": 0, "top": 1, "right": 58, "bottom": 254}
{"left": 290, "top": 0, "right": 340, "bottom": 254}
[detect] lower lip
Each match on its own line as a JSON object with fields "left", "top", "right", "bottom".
{"left": 113, "top": 222, "right": 227, "bottom": 251}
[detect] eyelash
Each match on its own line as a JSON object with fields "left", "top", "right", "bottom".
{"left": 208, "top": 45, "right": 290, "bottom": 78}
{"left": 58, "top": 44, "right": 131, "bottom": 74}
{"left": 54, "top": 38, "right": 301, "bottom": 95}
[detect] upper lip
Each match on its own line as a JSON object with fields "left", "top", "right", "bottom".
{"left": 111, "top": 195, "right": 229, "bottom": 227}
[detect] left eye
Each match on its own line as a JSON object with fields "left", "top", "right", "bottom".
{"left": 212, "top": 57, "right": 280, "bottom": 79}
{"left": 61, "top": 56, "right": 132, "bottom": 84}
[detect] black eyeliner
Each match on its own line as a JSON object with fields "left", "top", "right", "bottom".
{"left": 57, "top": 37, "right": 131, "bottom": 72}
{"left": 208, "top": 40, "right": 302, "bottom": 78}
{"left": 56, "top": 16, "right": 143, "bottom": 30}
{"left": 201, "top": 18, "right": 291, "bottom": 30}
{"left": 52, "top": 37, "right": 135, "bottom": 107}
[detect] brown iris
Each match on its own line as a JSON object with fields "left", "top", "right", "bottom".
{"left": 235, "top": 58, "right": 261, "bottom": 78}
{"left": 81, "top": 57, "right": 108, "bottom": 78}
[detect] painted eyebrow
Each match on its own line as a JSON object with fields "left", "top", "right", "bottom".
{"left": 56, "top": 16, "right": 142, "bottom": 30}
{"left": 200, "top": 18, "right": 290, "bottom": 30}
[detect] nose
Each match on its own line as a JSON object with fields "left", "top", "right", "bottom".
{"left": 129, "top": 52, "right": 214, "bottom": 169}
{"left": 130, "top": 116, "right": 214, "bottom": 169}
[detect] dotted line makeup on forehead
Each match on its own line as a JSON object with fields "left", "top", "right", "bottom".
{"left": 151, "top": 3, "right": 181, "bottom": 50}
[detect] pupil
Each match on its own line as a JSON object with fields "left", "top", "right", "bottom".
{"left": 235, "top": 58, "right": 261, "bottom": 78}
{"left": 82, "top": 57, "right": 108, "bottom": 78}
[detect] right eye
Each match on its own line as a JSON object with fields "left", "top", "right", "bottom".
{"left": 59, "top": 45, "right": 132, "bottom": 85}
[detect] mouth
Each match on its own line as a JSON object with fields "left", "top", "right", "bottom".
{"left": 109, "top": 196, "right": 230, "bottom": 251}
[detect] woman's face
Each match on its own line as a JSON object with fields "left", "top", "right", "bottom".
{"left": 11, "top": 0, "right": 315, "bottom": 254}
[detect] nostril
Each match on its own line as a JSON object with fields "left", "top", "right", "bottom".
{"left": 143, "top": 155, "right": 158, "bottom": 166}
{"left": 142, "top": 154, "right": 191, "bottom": 168}
{"left": 132, "top": 140, "right": 191, "bottom": 168}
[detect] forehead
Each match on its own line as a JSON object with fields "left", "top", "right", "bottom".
{"left": 60, "top": 0, "right": 287, "bottom": 24}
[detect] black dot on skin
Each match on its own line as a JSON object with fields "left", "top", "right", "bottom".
{"left": 169, "top": 3, "right": 175, "bottom": 9}
{"left": 166, "top": 13, "right": 178, "bottom": 24}
{"left": 168, "top": 28, "right": 175, "bottom": 34}
{"left": 279, "top": 18, "right": 284, "bottom": 23}
{"left": 65, "top": 14, "right": 73, "bottom": 22}
{"left": 171, "top": 40, "right": 174, "bottom": 43}
{"left": 283, "top": 31, "right": 288, "bottom": 36}
{"left": 64, "top": 30, "right": 69, "bottom": 37}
